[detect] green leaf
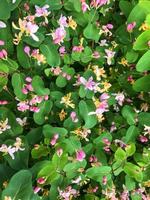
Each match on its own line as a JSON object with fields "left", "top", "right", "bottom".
{"left": 115, "top": 148, "right": 126, "bottom": 161}
{"left": 133, "top": 30, "right": 150, "bottom": 51}
{"left": 124, "top": 162, "right": 143, "bottom": 182}
{"left": 122, "top": 105, "right": 136, "bottom": 125}
{"left": 12, "top": 73, "right": 27, "bottom": 100}
{"left": 125, "top": 143, "right": 136, "bottom": 157}
{"left": 2, "top": 170, "right": 34, "bottom": 200}
{"left": 119, "top": 0, "right": 133, "bottom": 18}
{"left": 40, "top": 40, "right": 60, "bottom": 67}
{"left": 86, "top": 166, "right": 111, "bottom": 183}
{"left": 124, "top": 126, "right": 139, "bottom": 143}
{"left": 63, "top": 136, "right": 81, "bottom": 154}
{"left": 79, "top": 100, "right": 97, "bottom": 129}
{"left": 133, "top": 75, "right": 150, "bottom": 92}
{"left": 56, "top": 76, "right": 67, "bottom": 88}
{"left": 1, "top": 58, "right": 19, "bottom": 73}
{"left": 32, "top": 75, "right": 50, "bottom": 96}
{"left": 0, "top": 0, "right": 11, "bottom": 20}
{"left": 64, "top": 160, "right": 86, "bottom": 179}
{"left": 64, "top": 0, "right": 81, "bottom": 12}
{"left": 128, "top": 1, "right": 150, "bottom": 26}
{"left": 84, "top": 23, "right": 100, "bottom": 42}
{"left": 125, "top": 175, "right": 136, "bottom": 191}
{"left": 33, "top": 100, "right": 52, "bottom": 125}
{"left": 81, "top": 47, "right": 92, "bottom": 63}
{"left": 43, "top": 124, "right": 68, "bottom": 138}
{"left": 17, "top": 43, "right": 31, "bottom": 68}
{"left": 136, "top": 50, "right": 150, "bottom": 72}
{"left": 31, "top": 145, "right": 49, "bottom": 159}
{"left": 126, "top": 50, "right": 139, "bottom": 63}
{"left": 138, "top": 112, "right": 150, "bottom": 126}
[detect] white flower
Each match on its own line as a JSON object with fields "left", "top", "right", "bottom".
{"left": 16, "top": 117, "right": 27, "bottom": 126}
{"left": 0, "top": 118, "right": 11, "bottom": 134}
{"left": 12, "top": 0, "right": 16, "bottom": 3}
{"left": 0, "top": 21, "right": 6, "bottom": 29}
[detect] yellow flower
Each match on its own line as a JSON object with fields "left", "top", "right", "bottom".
{"left": 59, "top": 109, "right": 67, "bottom": 121}
{"left": 60, "top": 93, "right": 75, "bottom": 109}
{"left": 71, "top": 127, "right": 91, "bottom": 141}
{"left": 101, "top": 81, "right": 111, "bottom": 92}
{"left": 92, "top": 65, "right": 106, "bottom": 80}
{"left": 68, "top": 16, "right": 77, "bottom": 30}
{"left": 4, "top": 197, "right": 12, "bottom": 200}
{"left": 139, "top": 23, "right": 150, "bottom": 31}
{"left": 118, "top": 58, "right": 129, "bottom": 67}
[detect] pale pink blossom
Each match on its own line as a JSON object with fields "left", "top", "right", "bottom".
{"left": 50, "top": 134, "right": 59, "bottom": 146}
{"left": 127, "top": 22, "right": 136, "bottom": 32}
{"left": 0, "top": 144, "right": 16, "bottom": 159}
{"left": 139, "top": 135, "right": 148, "bottom": 143}
{"left": 51, "top": 27, "right": 66, "bottom": 44}
{"left": 0, "top": 49, "right": 7, "bottom": 59}
{"left": 79, "top": 76, "right": 96, "bottom": 91}
{"left": 34, "top": 186, "right": 41, "bottom": 194}
{"left": 17, "top": 101, "right": 30, "bottom": 112}
{"left": 115, "top": 92, "right": 125, "bottom": 106}
{"left": 58, "top": 15, "right": 68, "bottom": 27}
{"left": 92, "top": 51, "right": 100, "bottom": 58}
{"left": 99, "top": 39, "right": 108, "bottom": 46}
{"left": 35, "top": 5, "right": 50, "bottom": 24}
{"left": 29, "top": 106, "right": 40, "bottom": 113}
{"left": 26, "top": 21, "right": 39, "bottom": 41}
{"left": 104, "top": 49, "right": 115, "bottom": 65}
{"left": 25, "top": 77, "right": 32, "bottom": 82}
{"left": 102, "top": 176, "right": 107, "bottom": 185}
{"left": 56, "top": 148, "right": 63, "bottom": 157}
{"left": 58, "top": 186, "right": 79, "bottom": 200}
{"left": 76, "top": 149, "right": 86, "bottom": 161}
{"left": 0, "top": 40, "right": 5, "bottom": 46}
{"left": 81, "top": 2, "right": 90, "bottom": 13}
{"left": 22, "top": 88, "right": 28, "bottom": 94}
{"left": 59, "top": 46, "right": 66, "bottom": 56}
{"left": 72, "top": 46, "right": 84, "bottom": 52}
{"left": 70, "top": 112, "right": 78, "bottom": 123}
{"left": 72, "top": 176, "right": 82, "bottom": 184}
{"left": 90, "top": 0, "right": 109, "bottom": 8}
{"left": 24, "top": 46, "right": 31, "bottom": 56}
{"left": 100, "top": 93, "right": 110, "bottom": 101}
{"left": 89, "top": 101, "right": 109, "bottom": 115}
{"left": 0, "top": 100, "right": 8, "bottom": 105}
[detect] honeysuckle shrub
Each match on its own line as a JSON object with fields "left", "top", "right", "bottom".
{"left": 0, "top": 0, "right": 150, "bottom": 199}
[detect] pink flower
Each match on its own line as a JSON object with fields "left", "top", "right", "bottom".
{"left": 22, "top": 88, "right": 28, "bottom": 94}
{"left": 89, "top": 101, "right": 109, "bottom": 115}
{"left": 59, "top": 46, "right": 66, "bottom": 56}
{"left": 100, "top": 93, "right": 110, "bottom": 101}
{"left": 115, "top": 92, "right": 125, "bottom": 106}
{"left": 25, "top": 77, "right": 32, "bottom": 82}
{"left": 56, "top": 148, "right": 63, "bottom": 157}
{"left": 34, "top": 186, "right": 41, "bottom": 194}
{"left": 26, "top": 21, "right": 39, "bottom": 41}
{"left": 26, "top": 84, "right": 33, "bottom": 91}
{"left": 127, "top": 22, "right": 136, "bottom": 32}
{"left": 139, "top": 135, "right": 148, "bottom": 143}
{"left": 58, "top": 15, "right": 68, "bottom": 27}
{"left": 17, "top": 101, "right": 30, "bottom": 112}
{"left": 24, "top": 46, "right": 31, "bottom": 56}
{"left": 0, "top": 40, "right": 4, "bottom": 46}
{"left": 37, "top": 177, "right": 46, "bottom": 184}
{"left": 72, "top": 46, "right": 84, "bottom": 52}
{"left": 106, "top": 23, "right": 113, "bottom": 29}
{"left": 102, "top": 176, "right": 107, "bottom": 185}
{"left": 92, "top": 51, "right": 100, "bottom": 59}
{"left": 105, "top": 49, "right": 115, "bottom": 65}
{"left": 0, "top": 144, "right": 16, "bottom": 160}
{"left": 30, "top": 106, "right": 40, "bottom": 113}
{"left": 79, "top": 77, "right": 96, "bottom": 91}
{"left": 0, "top": 100, "right": 8, "bottom": 105}
{"left": 90, "top": 0, "right": 109, "bottom": 7}
{"left": 50, "top": 134, "right": 59, "bottom": 146}
{"left": 51, "top": 27, "right": 66, "bottom": 44}
{"left": 58, "top": 186, "right": 79, "bottom": 200}
{"left": 35, "top": 5, "right": 50, "bottom": 17}
{"left": 70, "top": 111, "right": 78, "bottom": 123}
{"left": 76, "top": 150, "right": 86, "bottom": 161}
{"left": 81, "top": 2, "right": 90, "bottom": 13}
{"left": 0, "top": 49, "right": 7, "bottom": 59}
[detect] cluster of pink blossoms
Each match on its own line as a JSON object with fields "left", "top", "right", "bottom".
{"left": 50, "top": 67, "right": 71, "bottom": 80}
{"left": 58, "top": 186, "right": 79, "bottom": 200}
{"left": 17, "top": 77, "right": 48, "bottom": 113}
